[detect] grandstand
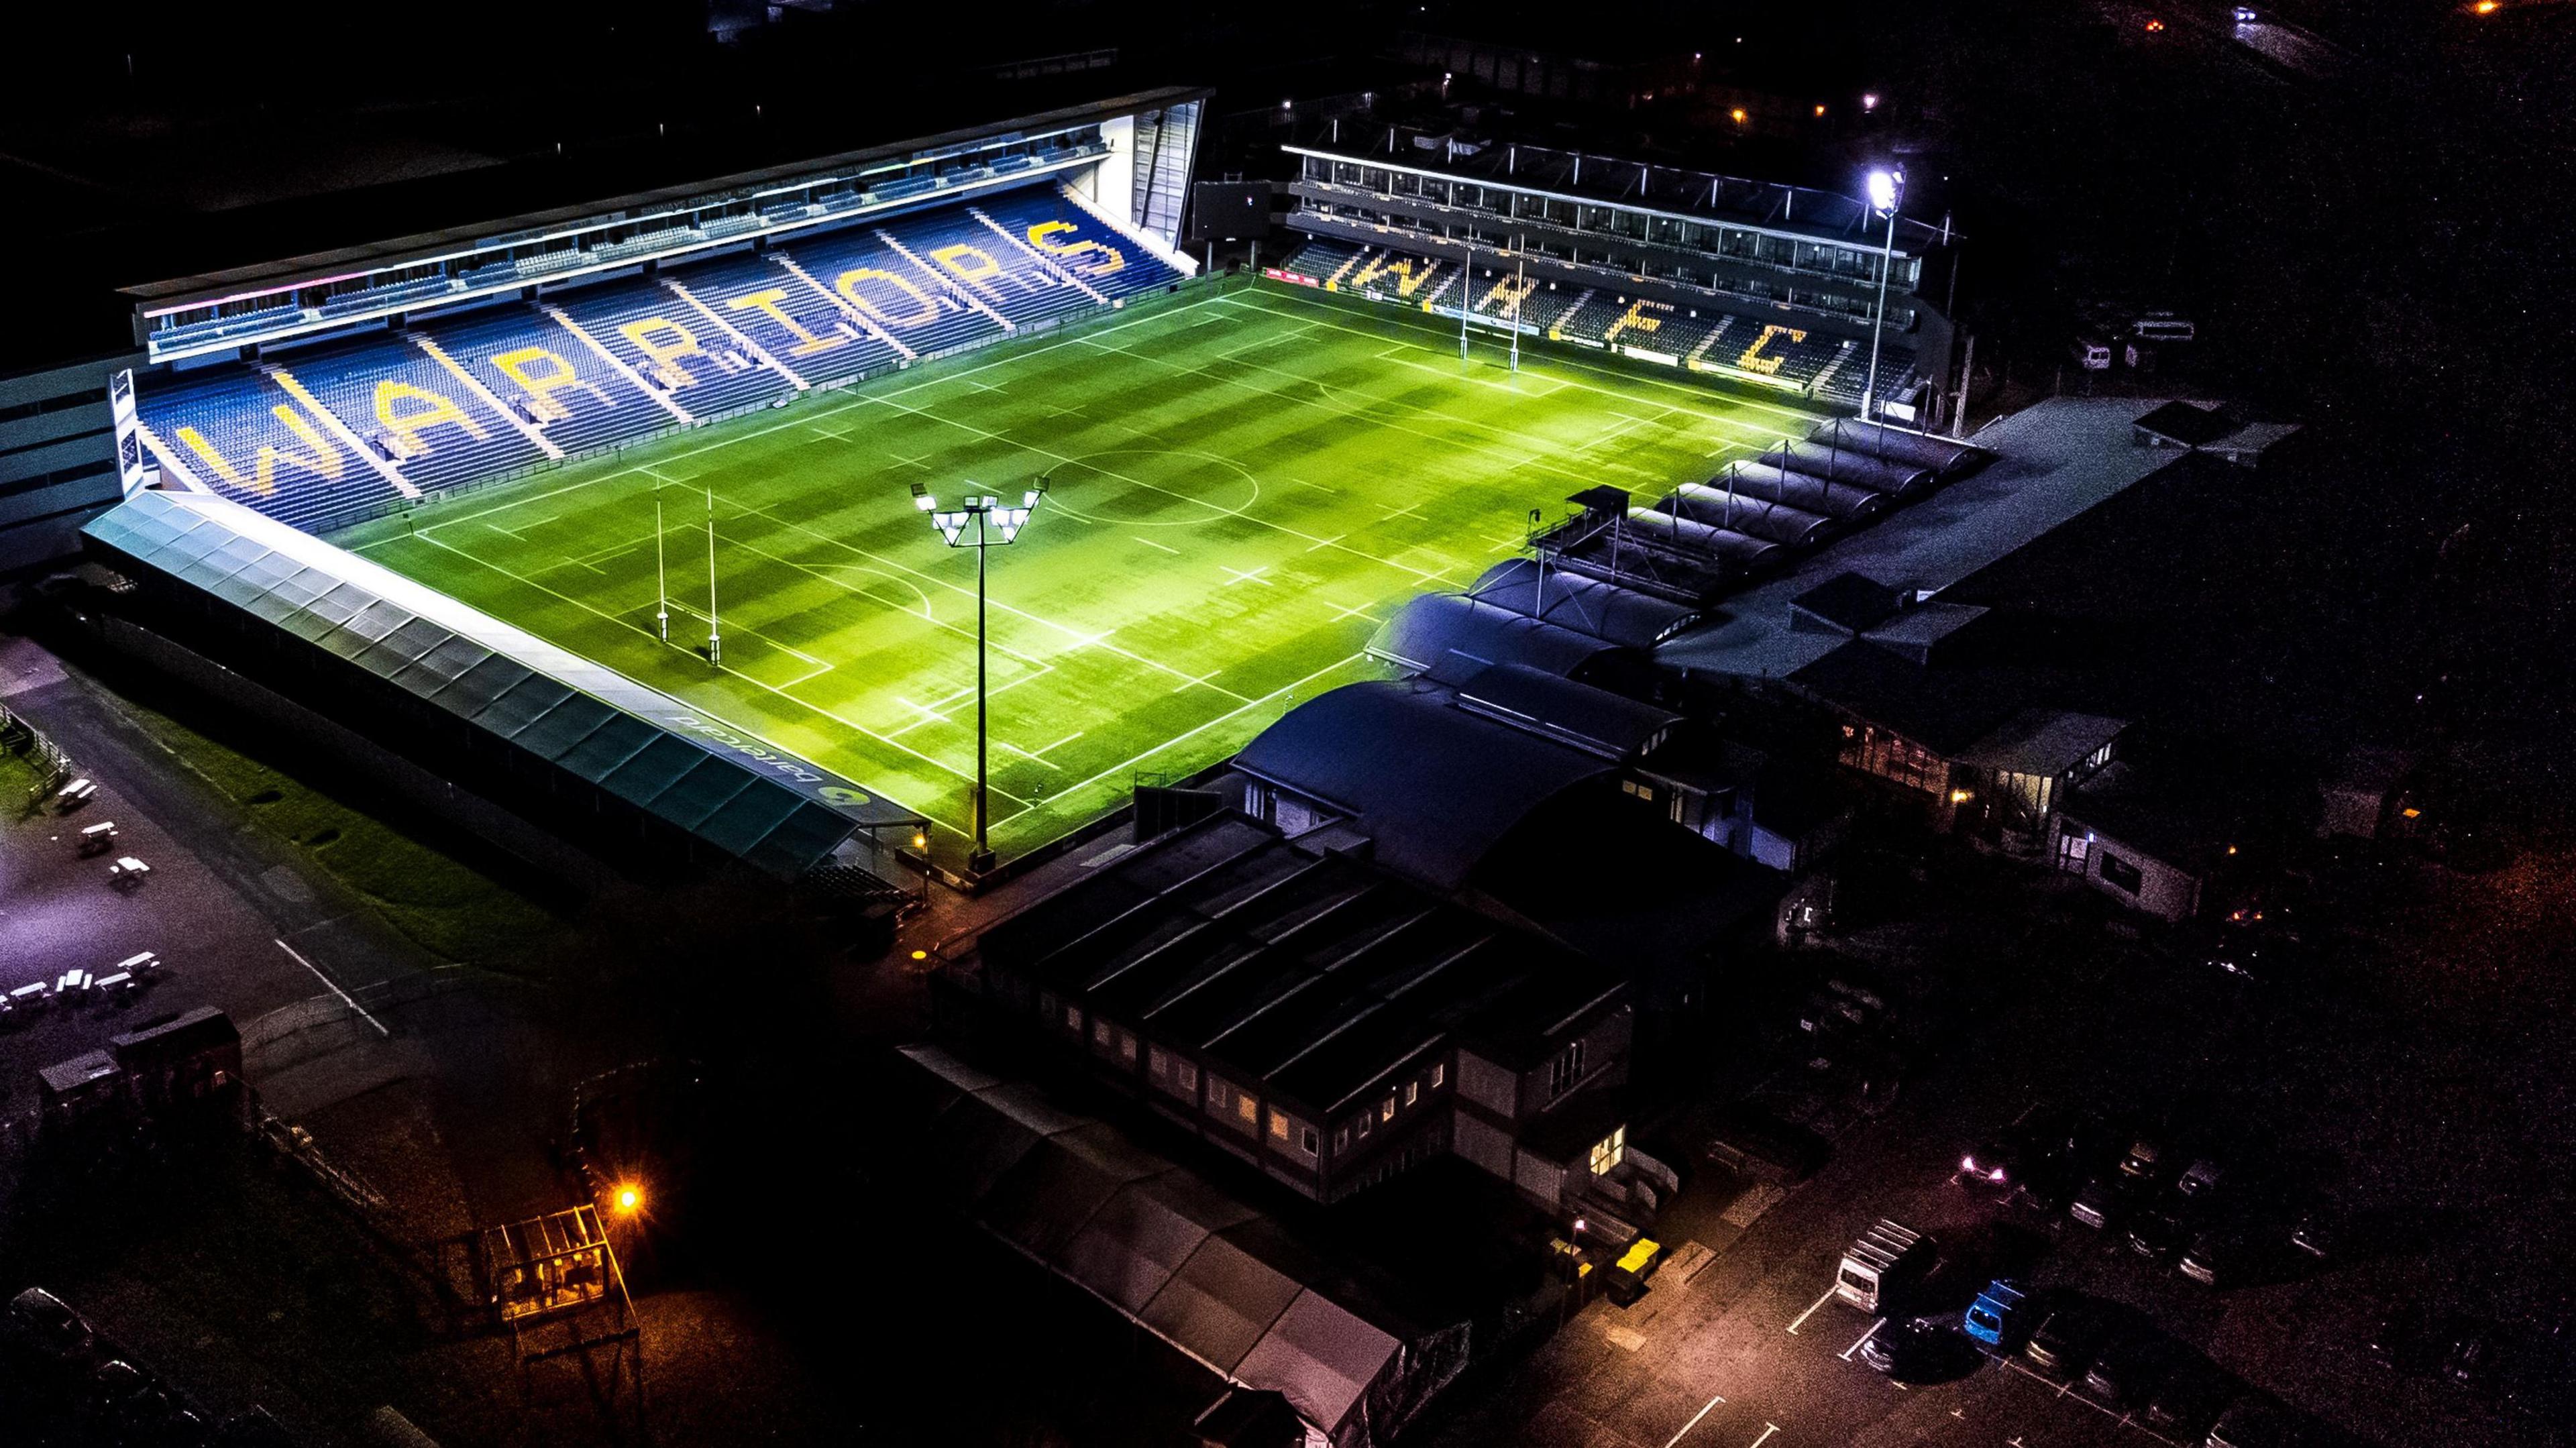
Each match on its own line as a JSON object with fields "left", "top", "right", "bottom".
{"left": 1265, "top": 131, "right": 1962, "bottom": 413}
{"left": 86, "top": 94, "right": 1996, "bottom": 877}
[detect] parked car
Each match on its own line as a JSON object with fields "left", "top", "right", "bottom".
{"left": 2084, "top": 1331, "right": 2170, "bottom": 1406}
{"left": 2148, "top": 1361, "right": 2233, "bottom": 1439}
{"left": 2180, "top": 1228, "right": 2253, "bottom": 1288}
{"left": 2026, "top": 1302, "right": 2110, "bottom": 1378}
{"left": 2071, "top": 1175, "right": 2127, "bottom": 1231}
{"left": 5, "top": 1287, "right": 96, "bottom": 1366}
{"left": 2129, "top": 1207, "right": 2188, "bottom": 1260}
{"left": 1860, "top": 1316, "right": 1971, "bottom": 1382}
{"left": 2176, "top": 1157, "right": 2226, "bottom": 1199}
{"left": 1964, "top": 1279, "right": 2033, "bottom": 1350}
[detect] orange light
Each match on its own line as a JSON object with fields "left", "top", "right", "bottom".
{"left": 1814, "top": 104, "right": 1828, "bottom": 117}
{"left": 910, "top": 949, "right": 928, "bottom": 961}
{"left": 1949, "top": 789, "right": 1974, "bottom": 804}
{"left": 1730, "top": 108, "right": 1748, "bottom": 124}
{"left": 2145, "top": 17, "right": 2165, "bottom": 30}
{"left": 2474, "top": 1, "right": 2498, "bottom": 11}
{"left": 614, "top": 1184, "right": 642, "bottom": 1215}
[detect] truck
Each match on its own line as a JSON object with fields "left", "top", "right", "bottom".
{"left": 1964, "top": 1278, "right": 2033, "bottom": 1349}
{"left": 1835, "top": 1219, "right": 1936, "bottom": 1313}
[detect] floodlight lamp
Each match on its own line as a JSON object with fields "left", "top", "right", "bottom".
{"left": 910, "top": 482, "right": 936, "bottom": 510}
{"left": 1866, "top": 169, "right": 1900, "bottom": 214}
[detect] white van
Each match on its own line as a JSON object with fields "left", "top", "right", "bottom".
{"left": 1837, "top": 1219, "right": 1937, "bottom": 1311}
{"left": 2070, "top": 336, "right": 2113, "bottom": 371}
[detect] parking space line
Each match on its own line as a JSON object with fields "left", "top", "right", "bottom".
{"left": 1784, "top": 1284, "right": 1839, "bottom": 1335}
{"left": 276, "top": 938, "right": 388, "bottom": 1040}
{"left": 1748, "top": 1425, "right": 1779, "bottom": 1448}
{"left": 1660, "top": 1394, "right": 1725, "bottom": 1448}
{"left": 1838, "top": 1318, "right": 1885, "bottom": 1361}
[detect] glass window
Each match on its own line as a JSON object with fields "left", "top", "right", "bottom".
{"left": 1591, "top": 1126, "right": 1627, "bottom": 1176}
{"left": 1432, "top": 1062, "right": 1446, "bottom": 1089}
{"left": 1405, "top": 1081, "right": 1419, "bottom": 1106}
{"left": 1381, "top": 1097, "right": 1396, "bottom": 1122}
{"left": 1269, "top": 1111, "right": 1289, "bottom": 1140}
{"left": 1301, "top": 1127, "right": 1320, "bottom": 1154}
{"left": 1065, "top": 1004, "right": 1083, "bottom": 1033}
{"left": 1178, "top": 1060, "right": 1198, "bottom": 1093}
{"left": 1237, "top": 1093, "right": 1258, "bottom": 1126}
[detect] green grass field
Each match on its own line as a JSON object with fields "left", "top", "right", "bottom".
{"left": 334, "top": 282, "right": 1825, "bottom": 865}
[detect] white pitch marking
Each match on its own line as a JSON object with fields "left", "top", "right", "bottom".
{"left": 1131, "top": 535, "right": 1182, "bottom": 555}
{"left": 276, "top": 938, "right": 388, "bottom": 1040}
{"left": 1303, "top": 533, "right": 1347, "bottom": 552}
{"left": 1784, "top": 1284, "right": 1839, "bottom": 1336}
{"left": 1839, "top": 1319, "right": 1886, "bottom": 1361}
{"left": 1660, "top": 1395, "right": 1725, "bottom": 1448}
{"left": 1219, "top": 565, "right": 1274, "bottom": 588}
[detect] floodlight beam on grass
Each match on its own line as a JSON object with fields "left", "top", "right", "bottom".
{"left": 918, "top": 476, "right": 1049, "bottom": 875}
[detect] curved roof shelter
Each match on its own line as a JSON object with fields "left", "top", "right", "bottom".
{"left": 1365, "top": 591, "right": 1636, "bottom": 685}
{"left": 1234, "top": 682, "right": 1616, "bottom": 891}
{"left": 1778, "top": 439, "right": 1935, "bottom": 496}
{"left": 1462, "top": 558, "right": 1700, "bottom": 649}
{"left": 1707, "top": 459, "right": 1891, "bottom": 522}
{"left": 1656, "top": 486, "right": 1835, "bottom": 548}
{"left": 84, "top": 489, "right": 922, "bottom": 879}
{"left": 1808, "top": 417, "right": 1992, "bottom": 481}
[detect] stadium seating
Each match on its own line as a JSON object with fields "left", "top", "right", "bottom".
{"left": 424, "top": 307, "right": 668, "bottom": 456}
{"left": 777, "top": 225, "right": 1008, "bottom": 361}
{"left": 549, "top": 274, "right": 797, "bottom": 419}
{"left": 659, "top": 246, "right": 906, "bottom": 385}
{"left": 974, "top": 188, "right": 1182, "bottom": 302}
{"left": 135, "top": 368, "right": 410, "bottom": 533}
{"left": 1278, "top": 237, "right": 1368, "bottom": 286}
{"left": 267, "top": 333, "right": 548, "bottom": 492}
{"left": 128, "top": 185, "right": 1188, "bottom": 536}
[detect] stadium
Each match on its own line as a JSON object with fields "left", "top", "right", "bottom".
{"left": 71, "top": 89, "right": 1960, "bottom": 897}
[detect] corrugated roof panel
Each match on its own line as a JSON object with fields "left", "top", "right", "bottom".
{"left": 740, "top": 802, "right": 857, "bottom": 878}
{"left": 595, "top": 733, "right": 710, "bottom": 810}
{"left": 81, "top": 490, "right": 922, "bottom": 876}
{"left": 541, "top": 704, "right": 647, "bottom": 773}
{"left": 692, "top": 783, "right": 805, "bottom": 858}
{"left": 641, "top": 755, "right": 758, "bottom": 831}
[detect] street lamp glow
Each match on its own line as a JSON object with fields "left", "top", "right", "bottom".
{"left": 613, "top": 1184, "right": 642, "bottom": 1215}
{"left": 1866, "top": 168, "right": 1901, "bottom": 215}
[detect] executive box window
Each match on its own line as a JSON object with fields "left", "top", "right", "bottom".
{"left": 2099, "top": 852, "right": 2144, "bottom": 895}
{"left": 1300, "top": 1126, "right": 1320, "bottom": 1155}
{"left": 1591, "top": 1126, "right": 1627, "bottom": 1176}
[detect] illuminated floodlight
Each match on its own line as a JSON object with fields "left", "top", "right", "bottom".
{"left": 1866, "top": 168, "right": 1903, "bottom": 215}
{"left": 911, "top": 482, "right": 936, "bottom": 511}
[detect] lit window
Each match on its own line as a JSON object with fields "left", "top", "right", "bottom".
{"left": 1358, "top": 1113, "right": 1373, "bottom": 1137}
{"left": 1118, "top": 1031, "right": 1137, "bottom": 1062}
{"left": 1270, "top": 1112, "right": 1289, "bottom": 1141}
{"left": 1065, "top": 1005, "right": 1083, "bottom": 1033}
{"left": 1548, "top": 1040, "right": 1587, "bottom": 1099}
{"left": 1591, "top": 1126, "right": 1627, "bottom": 1176}
{"left": 1238, "top": 1093, "right": 1258, "bottom": 1126}
{"left": 1431, "top": 1062, "right": 1445, "bottom": 1089}
{"left": 1382, "top": 1097, "right": 1397, "bottom": 1123}
{"left": 1093, "top": 1019, "right": 1111, "bottom": 1048}
{"left": 1177, "top": 1061, "right": 1198, "bottom": 1093}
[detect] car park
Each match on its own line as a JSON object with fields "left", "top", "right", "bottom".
{"left": 2025, "top": 1302, "right": 2108, "bottom": 1378}
{"left": 2176, "top": 1156, "right": 2226, "bottom": 1199}
{"left": 2441, "top": 1321, "right": 2498, "bottom": 1388}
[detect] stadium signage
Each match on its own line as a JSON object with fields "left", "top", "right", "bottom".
{"left": 667, "top": 713, "right": 830, "bottom": 787}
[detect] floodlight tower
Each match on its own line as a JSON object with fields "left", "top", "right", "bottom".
{"left": 1861, "top": 166, "right": 1906, "bottom": 423}
{"left": 912, "top": 478, "right": 1047, "bottom": 875}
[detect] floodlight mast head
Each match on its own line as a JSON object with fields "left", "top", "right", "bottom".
{"left": 911, "top": 482, "right": 937, "bottom": 512}
{"left": 1866, "top": 166, "right": 1904, "bottom": 216}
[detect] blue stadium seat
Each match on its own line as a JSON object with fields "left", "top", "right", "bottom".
{"left": 419, "top": 306, "right": 671, "bottom": 456}
{"left": 551, "top": 274, "right": 796, "bottom": 419}
{"left": 133, "top": 366, "right": 409, "bottom": 533}
{"left": 973, "top": 188, "right": 1183, "bottom": 302}
{"left": 264, "top": 333, "right": 547, "bottom": 494}
{"left": 778, "top": 224, "right": 1008, "bottom": 361}
{"left": 659, "top": 247, "right": 904, "bottom": 386}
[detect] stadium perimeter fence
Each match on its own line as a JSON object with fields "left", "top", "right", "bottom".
{"left": 310, "top": 272, "right": 1246, "bottom": 541}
